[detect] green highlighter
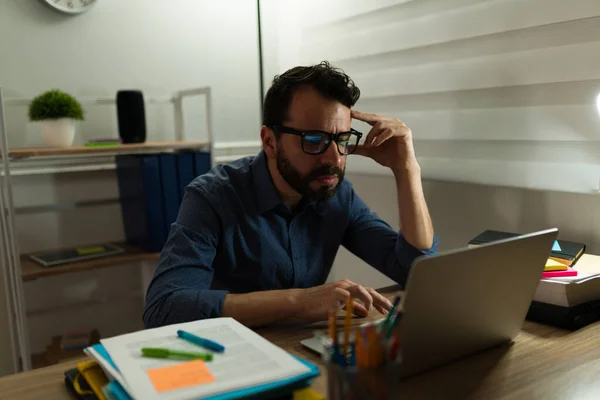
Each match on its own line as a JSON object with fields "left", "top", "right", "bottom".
{"left": 141, "top": 347, "right": 214, "bottom": 361}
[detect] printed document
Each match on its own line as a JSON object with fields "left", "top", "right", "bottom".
{"left": 101, "top": 317, "right": 311, "bottom": 400}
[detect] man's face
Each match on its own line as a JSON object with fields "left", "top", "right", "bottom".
{"left": 274, "top": 87, "right": 350, "bottom": 202}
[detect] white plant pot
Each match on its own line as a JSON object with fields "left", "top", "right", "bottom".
{"left": 40, "top": 119, "right": 76, "bottom": 147}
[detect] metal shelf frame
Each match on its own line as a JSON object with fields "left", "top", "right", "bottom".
{"left": 0, "top": 86, "right": 214, "bottom": 373}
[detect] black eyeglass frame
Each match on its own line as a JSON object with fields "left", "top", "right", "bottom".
{"left": 269, "top": 125, "right": 363, "bottom": 155}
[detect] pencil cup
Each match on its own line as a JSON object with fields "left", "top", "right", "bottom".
{"left": 325, "top": 361, "right": 403, "bottom": 400}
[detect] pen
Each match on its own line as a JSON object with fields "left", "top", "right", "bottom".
{"left": 177, "top": 330, "right": 225, "bottom": 353}
{"left": 141, "top": 347, "right": 213, "bottom": 361}
{"left": 385, "top": 311, "right": 403, "bottom": 340}
{"left": 389, "top": 335, "right": 401, "bottom": 362}
{"left": 380, "top": 296, "right": 401, "bottom": 337}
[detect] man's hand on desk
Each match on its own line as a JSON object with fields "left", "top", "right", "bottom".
{"left": 222, "top": 280, "right": 392, "bottom": 327}
{"left": 293, "top": 279, "right": 393, "bottom": 320}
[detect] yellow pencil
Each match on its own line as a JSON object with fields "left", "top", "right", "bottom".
{"left": 367, "top": 325, "right": 382, "bottom": 368}
{"left": 328, "top": 308, "right": 337, "bottom": 344}
{"left": 342, "top": 296, "right": 353, "bottom": 357}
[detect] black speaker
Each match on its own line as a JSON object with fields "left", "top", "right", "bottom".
{"left": 116, "top": 90, "right": 147, "bottom": 144}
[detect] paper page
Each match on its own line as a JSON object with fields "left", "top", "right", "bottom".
{"left": 101, "top": 317, "right": 310, "bottom": 400}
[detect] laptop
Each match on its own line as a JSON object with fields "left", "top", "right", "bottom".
{"left": 301, "top": 228, "right": 558, "bottom": 378}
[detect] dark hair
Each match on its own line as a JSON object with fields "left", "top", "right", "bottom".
{"left": 262, "top": 61, "right": 360, "bottom": 130}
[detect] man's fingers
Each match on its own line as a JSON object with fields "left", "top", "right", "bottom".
{"left": 333, "top": 287, "right": 351, "bottom": 309}
{"left": 352, "top": 301, "right": 369, "bottom": 317}
{"left": 351, "top": 109, "right": 384, "bottom": 125}
{"left": 363, "top": 124, "right": 385, "bottom": 147}
{"left": 349, "top": 144, "right": 371, "bottom": 157}
{"left": 373, "top": 304, "right": 389, "bottom": 315}
{"left": 337, "top": 279, "right": 358, "bottom": 289}
{"left": 333, "top": 287, "right": 369, "bottom": 316}
{"left": 367, "top": 288, "right": 393, "bottom": 312}
{"left": 371, "top": 129, "right": 395, "bottom": 147}
{"left": 346, "top": 284, "right": 373, "bottom": 313}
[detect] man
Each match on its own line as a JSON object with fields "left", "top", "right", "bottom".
{"left": 143, "top": 61, "right": 437, "bottom": 329}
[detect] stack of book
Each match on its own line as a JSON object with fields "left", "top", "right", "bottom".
{"left": 115, "top": 151, "right": 211, "bottom": 253}
{"left": 469, "top": 230, "right": 600, "bottom": 330}
{"left": 64, "top": 318, "right": 321, "bottom": 400}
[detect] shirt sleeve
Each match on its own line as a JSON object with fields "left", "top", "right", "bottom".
{"left": 342, "top": 185, "right": 439, "bottom": 287}
{"left": 143, "top": 184, "right": 228, "bottom": 328}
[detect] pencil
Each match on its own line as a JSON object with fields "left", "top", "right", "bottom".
{"left": 367, "top": 325, "right": 382, "bottom": 368}
{"left": 355, "top": 327, "right": 364, "bottom": 368}
{"left": 328, "top": 307, "right": 337, "bottom": 344}
{"left": 342, "top": 296, "right": 353, "bottom": 357}
{"left": 328, "top": 307, "right": 341, "bottom": 364}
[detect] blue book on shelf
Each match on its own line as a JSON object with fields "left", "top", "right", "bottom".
{"left": 115, "top": 155, "right": 166, "bottom": 253}
{"left": 158, "top": 154, "right": 180, "bottom": 235}
{"left": 194, "top": 151, "right": 211, "bottom": 177}
{"left": 176, "top": 152, "right": 195, "bottom": 202}
{"left": 90, "top": 343, "right": 319, "bottom": 400}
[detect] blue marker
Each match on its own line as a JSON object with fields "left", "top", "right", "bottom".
{"left": 177, "top": 330, "right": 225, "bottom": 353}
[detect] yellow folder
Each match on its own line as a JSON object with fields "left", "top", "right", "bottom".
{"left": 75, "top": 359, "right": 109, "bottom": 400}
{"left": 293, "top": 388, "right": 326, "bottom": 400}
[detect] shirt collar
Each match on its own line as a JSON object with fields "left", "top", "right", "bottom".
{"left": 251, "top": 150, "right": 283, "bottom": 214}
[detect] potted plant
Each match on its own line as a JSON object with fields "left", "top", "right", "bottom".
{"left": 28, "top": 89, "right": 84, "bottom": 147}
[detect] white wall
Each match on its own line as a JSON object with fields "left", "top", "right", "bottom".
{"left": 0, "top": 0, "right": 261, "bottom": 376}
{"left": 262, "top": 0, "right": 600, "bottom": 194}
{"left": 1, "top": 0, "right": 261, "bottom": 145}
{"left": 260, "top": 0, "right": 600, "bottom": 288}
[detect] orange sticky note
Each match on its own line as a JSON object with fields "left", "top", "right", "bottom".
{"left": 147, "top": 360, "right": 215, "bottom": 393}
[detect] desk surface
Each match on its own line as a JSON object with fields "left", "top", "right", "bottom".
{"left": 2, "top": 287, "right": 600, "bottom": 400}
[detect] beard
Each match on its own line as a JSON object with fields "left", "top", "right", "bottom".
{"left": 276, "top": 147, "right": 345, "bottom": 202}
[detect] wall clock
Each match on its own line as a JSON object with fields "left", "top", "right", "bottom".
{"left": 41, "top": 0, "right": 97, "bottom": 15}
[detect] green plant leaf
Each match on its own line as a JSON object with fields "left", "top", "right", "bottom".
{"left": 28, "top": 89, "right": 85, "bottom": 121}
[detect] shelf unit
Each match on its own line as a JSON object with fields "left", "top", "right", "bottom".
{"left": 6, "top": 141, "right": 210, "bottom": 160}
{"left": 20, "top": 242, "right": 161, "bottom": 282}
{"left": 0, "top": 87, "right": 214, "bottom": 372}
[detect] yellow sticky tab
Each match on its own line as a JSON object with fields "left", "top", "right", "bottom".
{"left": 293, "top": 388, "right": 326, "bottom": 400}
{"left": 76, "top": 246, "right": 106, "bottom": 256}
{"left": 545, "top": 258, "right": 569, "bottom": 272}
{"left": 147, "top": 360, "right": 215, "bottom": 393}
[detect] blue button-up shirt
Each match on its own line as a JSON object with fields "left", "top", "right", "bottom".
{"left": 143, "top": 150, "right": 438, "bottom": 328}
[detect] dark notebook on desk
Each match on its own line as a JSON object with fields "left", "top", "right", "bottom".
{"left": 527, "top": 299, "right": 600, "bottom": 330}
{"left": 469, "top": 230, "right": 586, "bottom": 266}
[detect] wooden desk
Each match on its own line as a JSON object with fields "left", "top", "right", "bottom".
{"left": 2, "top": 287, "right": 600, "bottom": 399}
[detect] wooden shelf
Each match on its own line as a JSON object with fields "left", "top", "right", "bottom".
{"left": 6, "top": 141, "right": 210, "bottom": 160}
{"left": 21, "top": 242, "right": 160, "bottom": 282}
{"left": 31, "top": 330, "right": 101, "bottom": 370}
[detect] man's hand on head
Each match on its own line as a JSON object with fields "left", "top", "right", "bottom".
{"left": 292, "top": 279, "right": 393, "bottom": 321}
{"left": 350, "top": 110, "right": 420, "bottom": 173}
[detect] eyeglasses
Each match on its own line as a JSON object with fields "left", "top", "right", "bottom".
{"left": 270, "top": 125, "right": 363, "bottom": 156}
